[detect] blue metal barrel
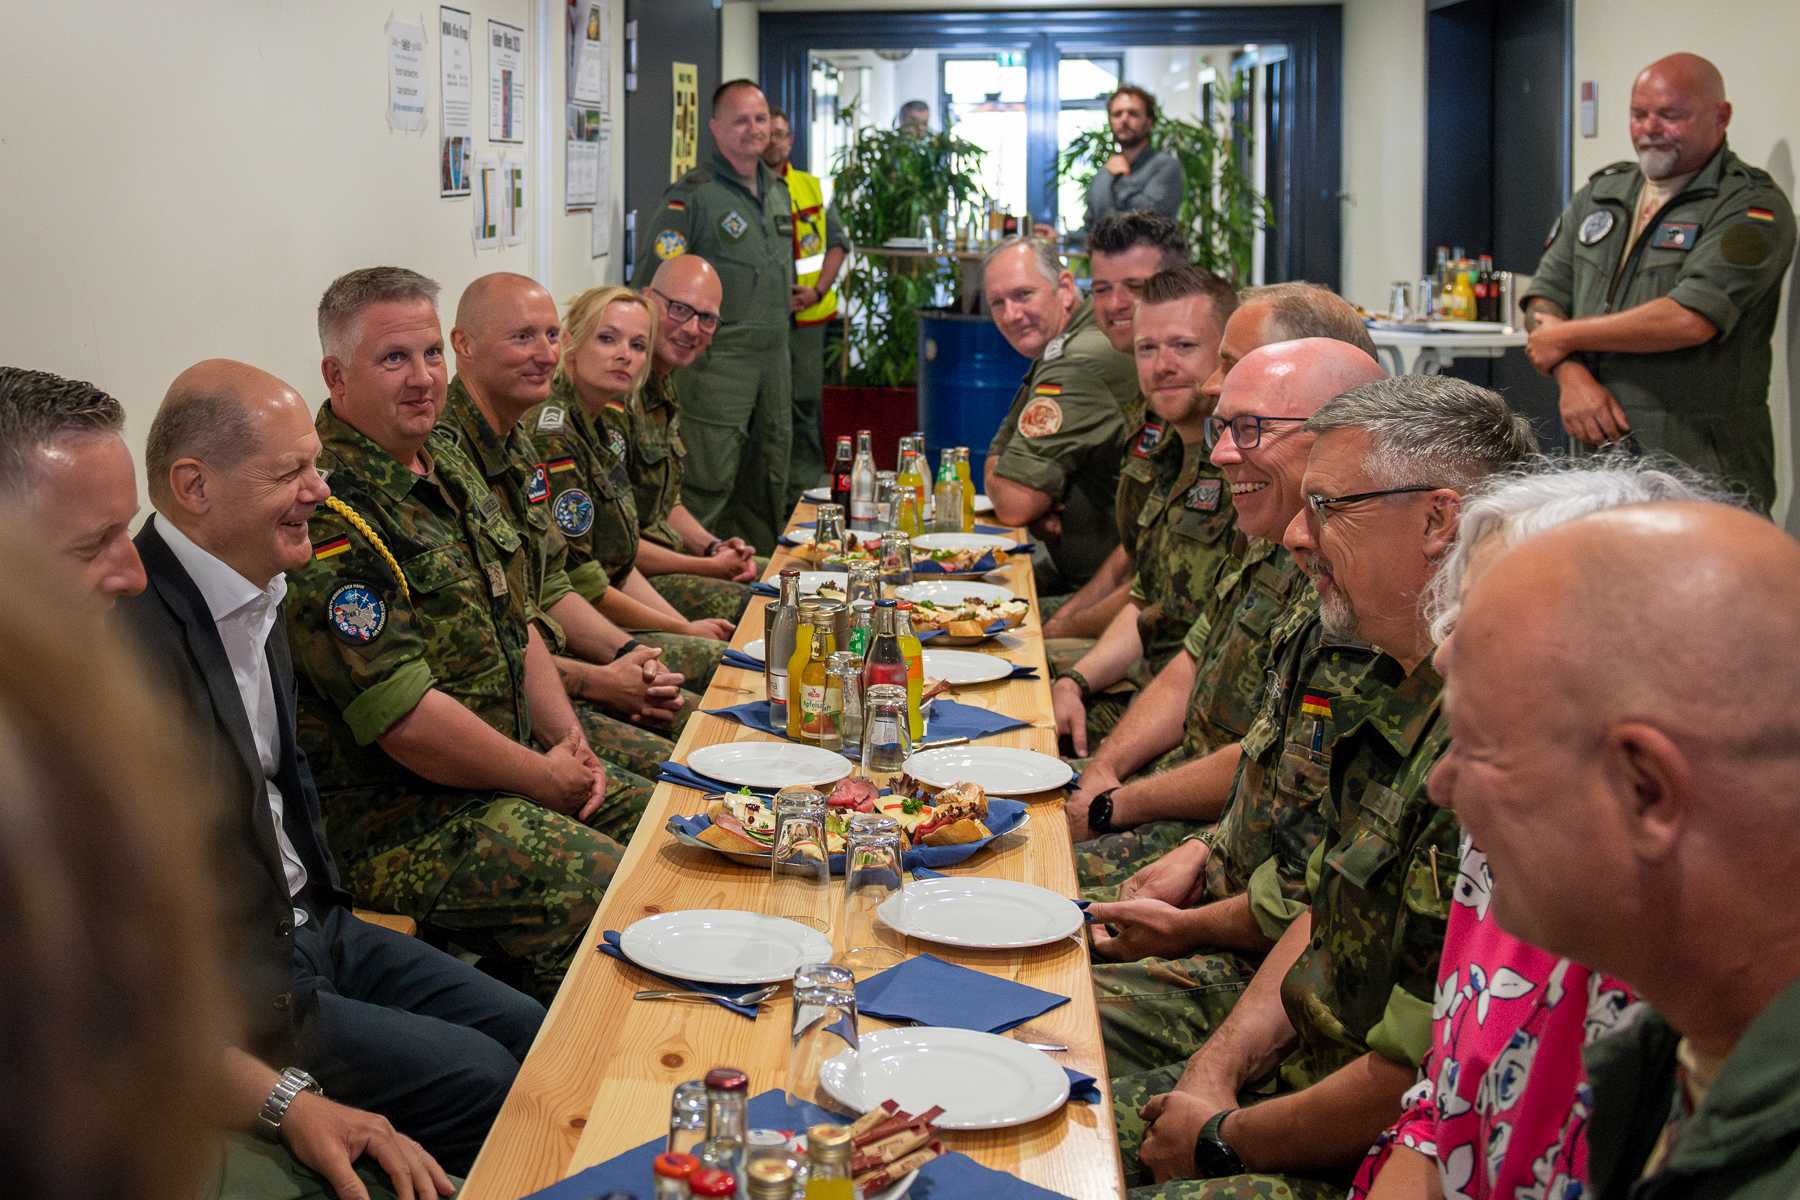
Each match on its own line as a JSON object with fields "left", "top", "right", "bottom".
{"left": 916, "top": 309, "right": 1029, "bottom": 483}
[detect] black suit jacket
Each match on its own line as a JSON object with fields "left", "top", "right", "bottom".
{"left": 119, "top": 517, "right": 352, "bottom": 1058}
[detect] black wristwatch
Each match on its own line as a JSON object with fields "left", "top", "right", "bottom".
{"left": 1088, "top": 788, "right": 1119, "bottom": 835}
{"left": 1193, "top": 1107, "right": 1245, "bottom": 1178}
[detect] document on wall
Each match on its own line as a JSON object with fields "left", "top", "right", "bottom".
{"left": 591, "top": 130, "right": 613, "bottom": 257}
{"left": 502, "top": 154, "right": 527, "bottom": 246}
{"left": 488, "top": 19, "right": 526, "bottom": 143}
{"left": 568, "top": 0, "right": 609, "bottom": 109}
{"left": 566, "top": 105, "right": 603, "bottom": 210}
{"left": 473, "top": 154, "right": 501, "bottom": 249}
{"left": 386, "top": 17, "right": 429, "bottom": 132}
{"left": 438, "top": 6, "right": 473, "bottom": 196}
{"left": 671, "top": 62, "right": 699, "bottom": 182}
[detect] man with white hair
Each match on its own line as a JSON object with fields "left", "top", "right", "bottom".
{"left": 1430, "top": 497, "right": 1800, "bottom": 1198}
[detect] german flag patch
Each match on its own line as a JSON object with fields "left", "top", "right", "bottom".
{"left": 667, "top": 199, "right": 687, "bottom": 211}
{"left": 547, "top": 456, "right": 579, "bottom": 474}
{"left": 312, "top": 535, "right": 351, "bottom": 561}
{"left": 1033, "top": 383, "right": 1064, "bottom": 396}
{"left": 1299, "top": 691, "right": 1332, "bottom": 717}
{"left": 1746, "top": 207, "right": 1775, "bottom": 222}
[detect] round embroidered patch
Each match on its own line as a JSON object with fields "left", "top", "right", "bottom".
{"left": 328, "top": 583, "right": 387, "bottom": 644}
{"left": 553, "top": 488, "right": 596, "bottom": 536}
{"left": 1019, "top": 397, "right": 1064, "bottom": 438}
{"left": 1578, "top": 209, "right": 1615, "bottom": 245}
{"left": 654, "top": 229, "right": 687, "bottom": 259}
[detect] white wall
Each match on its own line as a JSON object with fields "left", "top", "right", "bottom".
{"left": 0, "top": 0, "right": 626, "bottom": 483}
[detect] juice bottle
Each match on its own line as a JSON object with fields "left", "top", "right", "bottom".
{"left": 894, "top": 602, "right": 924, "bottom": 742}
{"left": 861, "top": 601, "right": 908, "bottom": 695}
{"left": 791, "top": 613, "right": 836, "bottom": 741}
{"left": 955, "top": 446, "right": 975, "bottom": 531}
{"left": 932, "top": 450, "right": 962, "bottom": 533}
{"left": 894, "top": 436, "right": 925, "bottom": 520}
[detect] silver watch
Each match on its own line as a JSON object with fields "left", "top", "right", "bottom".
{"left": 256, "top": 1067, "right": 324, "bottom": 1139}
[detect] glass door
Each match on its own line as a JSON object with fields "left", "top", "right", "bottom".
{"left": 939, "top": 52, "right": 1030, "bottom": 217}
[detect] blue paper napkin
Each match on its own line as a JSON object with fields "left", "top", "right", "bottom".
{"left": 855, "top": 953, "right": 1070, "bottom": 1034}
{"left": 705, "top": 697, "right": 1026, "bottom": 744}
{"left": 655, "top": 759, "right": 776, "bottom": 795}
{"left": 594, "top": 931, "right": 764, "bottom": 1018}
{"left": 520, "top": 1089, "right": 1077, "bottom": 1200}
{"left": 668, "top": 798, "right": 1028, "bottom": 875}
{"left": 916, "top": 618, "right": 1009, "bottom": 642}
{"left": 721, "top": 648, "right": 764, "bottom": 672}
{"left": 750, "top": 580, "right": 779, "bottom": 598}
{"left": 1064, "top": 1067, "right": 1100, "bottom": 1104}
{"left": 1007, "top": 663, "right": 1041, "bottom": 679}
{"left": 911, "top": 864, "right": 947, "bottom": 880}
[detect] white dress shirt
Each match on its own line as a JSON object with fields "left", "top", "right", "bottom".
{"left": 157, "top": 515, "right": 310, "bottom": 924}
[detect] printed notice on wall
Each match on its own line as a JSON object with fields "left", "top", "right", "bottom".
{"left": 386, "top": 17, "right": 429, "bottom": 132}
{"left": 488, "top": 19, "right": 525, "bottom": 143}
{"left": 438, "top": 6, "right": 473, "bottom": 195}
{"left": 568, "top": 1, "right": 609, "bottom": 108}
{"left": 566, "top": 105, "right": 603, "bottom": 210}
{"left": 502, "top": 154, "right": 527, "bottom": 246}
{"left": 473, "top": 154, "right": 501, "bottom": 249}
{"left": 591, "top": 130, "right": 613, "bottom": 257}
{"left": 670, "top": 62, "right": 699, "bottom": 182}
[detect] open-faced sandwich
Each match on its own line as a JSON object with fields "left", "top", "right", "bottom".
{"left": 695, "top": 780, "right": 993, "bottom": 857}
{"left": 906, "top": 595, "right": 1030, "bottom": 638}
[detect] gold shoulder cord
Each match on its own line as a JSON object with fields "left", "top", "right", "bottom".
{"left": 323, "top": 495, "right": 409, "bottom": 603}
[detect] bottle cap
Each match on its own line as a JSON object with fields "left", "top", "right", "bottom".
{"left": 688, "top": 1167, "right": 738, "bottom": 1197}
{"left": 702, "top": 1067, "right": 748, "bottom": 1093}
{"left": 654, "top": 1151, "right": 700, "bottom": 1178}
{"left": 806, "top": 1123, "right": 852, "bottom": 1164}
{"left": 875, "top": 598, "right": 895, "bottom": 608}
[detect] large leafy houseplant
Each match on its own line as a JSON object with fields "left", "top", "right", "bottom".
{"left": 828, "top": 119, "right": 987, "bottom": 387}
{"left": 1057, "top": 81, "right": 1274, "bottom": 285}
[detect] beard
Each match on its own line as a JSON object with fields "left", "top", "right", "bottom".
{"left": 1636, "top": 144, "right": 1680, "bottom": 180}
{"left": 1318, "top": 588, "right": 1359, "bottom": 641}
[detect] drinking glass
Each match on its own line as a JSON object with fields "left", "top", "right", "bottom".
{"left": 826, "top": 652, "right": 865, "bottom": 753}
{"left": 667, "top": 1079, "right": 709, "bottom": 1157}
{"left": 840, "top": 814, "right": 906, "bottom": 972}
{"left": 769, "top": 789, "right": 831, "bottom": 932}
{"left": 859, "top": 683, "right": 912, "bottom": 787}
{"left": 875, "top": 471, "right": 900, "bottom": 530}
{"left": 878, "top": 530, "right": 914, "bottom": 591}
{"left": 846, "top": 562, "right": 880, "bottom": 608}
{"left": 786, "top": 963, "right": 860, "bottom": 1117}
{"left": 813, "top": 503, "right": 847, "bottom": 558}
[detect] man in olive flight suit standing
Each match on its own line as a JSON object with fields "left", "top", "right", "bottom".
{"left": 1524, "top": 52, "right": 1795, "bottom": 512}
{"left": 633, "top": 78, "right": 796, "bottom": 548}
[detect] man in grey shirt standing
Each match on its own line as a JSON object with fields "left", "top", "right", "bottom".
{"left": 1085, "top": 85, "right": 1184, "bottom": 229}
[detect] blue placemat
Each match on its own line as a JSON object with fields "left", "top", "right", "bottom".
{"left": 520, "top": 1089, "right": 1076, "bottom": 1199}
{"left": 667, "top": 797, "right": 1027, "bottom": 875}
{"left": 855, "top": 953, "right": 1070, "bottom": 1033}
{"left": 594, "top": 931, "right": 764, "bottom": 1018}
{"left": 750, "top": 580, "right": 779, "bottom": 598}
{"left": 916, "top": 618, "right": 1010, "bottom": 642}
{"left": 705, "top": 698, "right": 1026, "bottom": 743}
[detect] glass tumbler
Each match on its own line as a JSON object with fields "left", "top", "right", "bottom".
{"left": 859, "top": 683, "right": 912, "bottom": 787}
{"left": 786, "top": 962, "right": 860, "bottom": 1117}
{"left": 769, "top": 789, "right": 831, "bottom": 932}
{"left": 813, "top": 503, "right": 847, "bottom": 559}
{"left": 840, "top": 814, "right": 906, "bottom": 972}
{"left": 826, "top": 651, "right": 865, "bottom": 753}
{"left": 875, "top": 471, "right": 899, "bottom": 530}
{"left": 878, "top": 530, "right": 914, "bottom": 591}
{"left": 667, "top": 1079, "right": 710, "bottom": 1158}
{"left": 846, "top": 561, "right": 880, "bottom": 608}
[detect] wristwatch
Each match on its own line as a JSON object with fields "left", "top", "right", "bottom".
{"left": 1192, "top": 1107, "right": 1245, "bottom": 1178}
{"left": 1088, "top": 788, "right": 1119, "bottom": 835}
{"left": 257, "top": 1067, "right": 324, "bottom": 1140}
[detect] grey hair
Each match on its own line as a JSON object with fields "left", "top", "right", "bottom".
{"left": 317, "top": 266, "right": 441, "bottom": 360}
{"left": 1239, "top": 281, "right": 1379, "bottom": 359}
{"left": 1423, "top": 454, "right": 1744, "bottom": 642}
{"left": 1306, "top": 374, "right": 1538, "bottom": 492}
{"left": 982, "top": 236, "right": 1065, "bottom": 287}
{"left": 143, "top": 385, "right": 262, "bottom": 508}
{"left": 0, "top": 368, "right": 125, "bottom": 503}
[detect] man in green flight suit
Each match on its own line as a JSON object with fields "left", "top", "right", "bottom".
{"left": 1115, "top": 375, "right": 1536, "bottom": 1200}
{"left": 1523, "top": 52, "right": 1795, "bottom": 512}
{"left": 982, "top": 236, "right": 1141, "bottom": 598}
{"left": 632, "top": 78, "right": 796, "bottom": 548}
{"left": 283, "top": 266, "right": 627, "bottom": 1004}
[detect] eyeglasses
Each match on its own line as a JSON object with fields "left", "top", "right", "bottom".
{"left": 648, "top": 288, "right": 721, "bottom": 333}
{"left": 1202, "top": 413, "right": 1309, "bottom": 451}
{"left": 1304, "top": 485, "right": 1441, "bottom": 527}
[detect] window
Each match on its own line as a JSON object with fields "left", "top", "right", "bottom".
{"left": 939, "top": 53, "right": 1030, "bottom": 215}
{"left": 1054, "top": 55, "right": 1122, "bottom": 230}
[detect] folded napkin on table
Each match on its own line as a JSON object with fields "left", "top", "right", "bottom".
{"left": 521, "top": 1089, "right": 1078, "bottom": 1199}
{"left": 1064, "top": 1067, "right": 1100, "bottom": 1104}
{"left": 594, "top": 931, "right": 764, "bottom": 1018}
{"left": 855, "top": 952, "right": 1070, "bottom": 1033}
{"left": 654, "top": 759, "right": 776, "bottom": 795}
{"left": 720, "top": 648, "right": 764, "bottom": 672}
{"left": 749, "top": 580, "right": 780, "bottom": 598}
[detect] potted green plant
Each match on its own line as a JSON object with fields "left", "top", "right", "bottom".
{"left": 1056, "top": 81, "right": 1274, "bottom": 284}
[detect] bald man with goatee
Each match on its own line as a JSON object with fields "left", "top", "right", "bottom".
{"left": 1523, "top": 52, "right": 1794, "bottom": 511}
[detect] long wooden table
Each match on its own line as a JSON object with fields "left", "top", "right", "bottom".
{"left": 460, "top": 503, "right": 1123, "bottom": 1200}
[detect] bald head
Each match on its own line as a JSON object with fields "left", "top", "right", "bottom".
{"left": 455, "top": 271, "right": 549, "bottom": 333}
{"left": 1224, "top": 337, "right": 1386, "bottom": 417}
{"left": 649, "top": 255, "right": 724, "bottom": 371}
{"left": 1630, "top": 53, "right": 1730, "bottom": 179}
{"left": 147, "top": 359, "right": 307, "bottom": 508}
{"left": 450, "top": 273, "right": 562, "bottom": 422}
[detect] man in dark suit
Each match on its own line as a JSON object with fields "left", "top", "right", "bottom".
{"left": 119, "top": 359, "right": 543, "bottom": 1196}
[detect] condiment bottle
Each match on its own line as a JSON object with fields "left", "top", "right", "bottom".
{"left": 764, "top": 568, "right": 802, "bottom": 729}
{"left": 803, "top": 1125, "right": 854, "bottom": 1200}
{"left": 746, "top": 1157, "right": 797, "bottom": 1200}
{"left": 789, "top": 611, "right": 836, "bottom": 741}
{"left": 653, "top": 1151, "right": 700, "bottom": 1199}
{"left": 932, "top": 450, "right": 962, "bottom": 532}
{"left": 893, "top": 601, "right": 924, "bottom": 742}
{"left": 699, "top": 1067, "right": 749, "bottom": 1183}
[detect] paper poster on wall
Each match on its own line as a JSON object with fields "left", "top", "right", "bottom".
{"left": 568, "top": 1, "right": 608, "bottom": 108}
{"left": 438, "top": 6, "right": 473, "bottom": 195}
{"left": 502, "top": 154, "right": 527, "bottom": 246}
{"left": 670, "top": 62, "right": 698, "bottom": 182}
{"left": 473, "top": 154, "right": 501, "bottom": 249}
{"left": 386, "top": 17, "right": 429, "bottom": 132}
{"left": 591, "top": 130, "right": 613, "bottom": 257}
{"left": 488, "top": 19, "right": 525, "bottom": 143}
{"left": 566, "top": 105, "right": 602, "bottom": 210}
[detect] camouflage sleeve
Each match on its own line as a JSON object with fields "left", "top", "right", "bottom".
{"left": 1179, "top": 612, "right": 1210, "bottom": 660}
{"left": 1523, "top": 194, "right": 1581, "bottom": 315}
{"left": 283, "top": 510, "right": 436, "bottom": 746}
{"left": 530, "top": 415, "right": 612, "bottom": 606}
{"left": 990, "top": 361, "right": 1129, "bottom": 497}
{"left": 1666, "top": 183, "right": 1797, "bottom": 338}
{"left": 1364, "top": 806, "right": 1461, "bottom": 1069}
{"left": 632, "top": 183, "right": 699, "bottom": 289}
{"left": 1246, "top": 851, "right": 1309, "bottom": 942}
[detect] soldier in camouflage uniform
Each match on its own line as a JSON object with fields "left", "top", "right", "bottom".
{"left": 285, "top": 266, "right": 631, "bottom": 1003}
{"left": 1111, "top": 374, "right": 1535, "bottom": 1199}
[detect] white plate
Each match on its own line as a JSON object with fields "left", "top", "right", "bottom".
{"left": 902, "top": 746, "right": 1073, "bottom": 796}
{"left": 798, "top": 571, "right": 849, "bottom": 596}
{"left": 618, "top": 910, "right": 833, "bottom": 985}
{"left": 785, "top": 527, "right": 881, "bottom": 548}
{"left": 803, "top": 485, "right": 831, "bottom": 502}
{"left": 819, "top": 1026, "right": 1070, "bottom": 1129}
{"left": 973, "top": 493, "right": 994, "bottom": 515}
{"left": 911, "top": 532, "right": 1016, "bottom": 556}
{"left": 920, "top": 649, "right": 1012, "bottom": 685}
{"left": 895, "top": 580, "right": 1016, "bottom": 606}
{"left": 878, "top": 877, "right": 1083, "bottom": 948}
{"left": 686, "top": 742, "right": 853, "bottom": 789}
{"left": 741, "top": 638, "right": 765, "bottom": 662}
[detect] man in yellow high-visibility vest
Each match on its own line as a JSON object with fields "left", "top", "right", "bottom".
{"left": 764, "top": 107, "right": 850, "bottom": 501}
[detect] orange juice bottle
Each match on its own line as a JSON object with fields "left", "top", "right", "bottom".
{"left": 955, "top": 447, "right": 975, "bottom": 531}
{"left": 894, "top": 602, "right": 925, "bottom": 742}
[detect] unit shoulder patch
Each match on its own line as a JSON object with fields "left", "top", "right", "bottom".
{"left": 1019, "top": 398, "right": 1063, "bottom": 439}
{"left": 1184, "top": 479, "right": 1222, "bottom": 512}
{"left": 553, "top": 488, "right": 596, "bottom": 537}
{"left": 526, "top": 464, "right": 549, "bottom": 504}
{"left": 328, "top": 583, "right": 387, "bottom": 644}
{"left": 654, "top": 229, "right": 687, "bottom": 260}
{"left": 1131, "top": 422, "right": 1165, "bottom": 459}
{"left": 1650, "top": 221, "right": 1698, "bottom": 251}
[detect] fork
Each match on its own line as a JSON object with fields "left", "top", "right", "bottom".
{"left": 635, "top": 983, "right": 781, "bottom": 1005}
